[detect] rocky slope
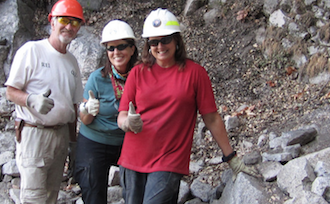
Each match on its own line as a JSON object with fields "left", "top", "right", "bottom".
{"left": 2, "top": 0, "right": 330, "bottom": 203}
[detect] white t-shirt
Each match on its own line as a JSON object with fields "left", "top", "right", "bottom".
{"left": 5, "top": 39, "right": 83, "bottom": 125}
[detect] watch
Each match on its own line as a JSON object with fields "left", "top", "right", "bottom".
{"left": 222, "top": 151, "right": 237, "bottom": 162}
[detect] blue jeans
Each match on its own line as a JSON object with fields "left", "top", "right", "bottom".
{"left": 120, "top": 166, "right": 183, "bottom": 204}
{"left": 74, "top": 133, "right": 122, "bottom": 204}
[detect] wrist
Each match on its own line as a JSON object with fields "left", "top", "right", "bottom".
{"left": 79, "top": 102, "right": 88, "bottom": 115}
{"left": 119, "top": 119, "right": 130, "bottom": 132}
{"left": 222, "top": 151, "right": 237, "bottom": 162}
{"left": 26, "top": 93, "right": 34, "bottom": 107}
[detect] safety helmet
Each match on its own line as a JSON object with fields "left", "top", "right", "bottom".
{"left": 48, "top": 0, "right": 85, "bottom": 22}
{"left": 142, "top": 8, "right": 181, "bottom": 38}
{"left": 100, "top": 20, "right": 136, "bottom": 45}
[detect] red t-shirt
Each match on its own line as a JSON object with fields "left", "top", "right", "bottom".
{"left": 118, "top": 59, "right": 217, "bottom": 175}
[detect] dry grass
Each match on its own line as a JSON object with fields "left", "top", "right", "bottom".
{"left": 318, "top": 23, "right": 330, "bottom": 44}
{"left": 261, "top": 26, "right": 287, "bottom": 59}
{"left": 306, "top": 52, "right": 330, "bottom": 77}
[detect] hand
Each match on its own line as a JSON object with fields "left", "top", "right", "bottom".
{"left": 121, "top": 101, "right": 143, "bottom": 133}
{"left": 79, "top": 90, "right": 99, "bottom": 116}
{"left": 228, "top": 155, "right": 259, "bottom": 181}
{"left": 27, "top": 89, "right": 54, "bottom": 114}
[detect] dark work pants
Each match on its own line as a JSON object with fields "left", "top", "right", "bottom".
{"left": 74, "top": 133, "right": 122, "bottom": 204}
{"left": 120, "top": 166, "right": 183, "bottom": 204}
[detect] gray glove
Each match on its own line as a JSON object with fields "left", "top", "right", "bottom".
{"left": 79, "top": 90, "right": 99, "bottom": 116}
{"left": 121, "top": 101, "right": 143, "bottom": 134}
{"left": 27, "top": 89, "right": 54, "bottom": 114}
{"left": 228, "top": 155, "right": 259, "bottom": 181}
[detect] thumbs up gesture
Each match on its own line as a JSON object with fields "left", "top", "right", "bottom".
{"left": 79, "top": 90, "right": 100, "bottom": 116}
{"left": 27, "top": 89, "right": 54, "bottom": 114}
{"left": 121, "top": 101, "right": 143, "bottom": 133}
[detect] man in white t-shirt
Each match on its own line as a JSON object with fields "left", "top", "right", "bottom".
{"left": 5, "top": 0, "right": 84, "bottom": 203}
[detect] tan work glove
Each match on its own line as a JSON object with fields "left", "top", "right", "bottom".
{"left": 228, "top": 155, "right": 259, "bottom": 181}
{"left": 121, "top": 101, "right": 143, "bottom": 134}
{"left": 79, "top": 90, "right": 100, "bottom": 116}
{"left": 27, "top": 89, "right": 54, "bottom": 114}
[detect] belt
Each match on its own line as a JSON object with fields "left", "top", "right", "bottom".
{"left": 24, "top": 123, "right": 63, "bottom": 129}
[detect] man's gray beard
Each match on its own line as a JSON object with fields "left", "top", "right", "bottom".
{"left": 59, "top": 35, "right": 73, "bottom": 44}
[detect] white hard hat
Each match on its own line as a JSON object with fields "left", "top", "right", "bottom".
{"left": 100, "top": 20, "right": 136, "bottom": 45}
{"left": 142, "top": 8, "right": 181, "bottom": 38}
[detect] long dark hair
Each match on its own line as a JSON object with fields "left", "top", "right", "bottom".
{"left": 141, "top": 32, "right": 187, "bottom": 70}
{"left": 101, "top": 38, "right": 139, "bottom": 77}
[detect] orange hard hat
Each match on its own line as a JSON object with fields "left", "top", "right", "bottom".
{"left": 48, "top": 0, "right": 85, "bottom": 22}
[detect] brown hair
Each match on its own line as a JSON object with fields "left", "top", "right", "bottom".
{"left": 101, "top": 38, "right": 139, "bottom": 77}
{"left": 140, "top": 32, "right": 188, "bottom": 70}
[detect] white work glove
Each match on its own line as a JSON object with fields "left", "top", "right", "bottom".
{"left": 79, "top": 90, "right": 99, "bottom": 116}
{"left": 120, "top": 101, "right": 143, "bottom": 134}
{"left": 228, "top": 155, "right": 260, "bottom": 181}
{"left": 26, "top": 89, "right": 54, "bottom": 114}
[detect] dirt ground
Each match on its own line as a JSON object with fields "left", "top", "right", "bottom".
{"left": 33, "top": 0, "right": 330, "bottom": 196}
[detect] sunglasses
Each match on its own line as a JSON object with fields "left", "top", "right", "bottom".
{"left": 57, "top": 17, "right": 81, "bottom": 28}
{"left": 148, "top": 36, "right": 173, "bottom": 46}
{"left": 106, "top": 44, "right": 131, "bottom": 52}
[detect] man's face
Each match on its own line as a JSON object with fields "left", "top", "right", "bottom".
{"left": 51, "top": 16, "right": 81, "bottom": 44}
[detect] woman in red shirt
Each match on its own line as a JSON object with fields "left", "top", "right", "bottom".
{"left": 117, "top": 8, "right": 259, "bottom": 204}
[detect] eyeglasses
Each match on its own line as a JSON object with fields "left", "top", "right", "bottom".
{"left": 106, "top": 44, "right": 131, "bottom": 52}
{"left": 148, "top": 36, "right": 173, "bottom": 46}
{"left": 57, "top": 17, "right": 81, "bottom": 28}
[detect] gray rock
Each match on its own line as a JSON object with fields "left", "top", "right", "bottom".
{"left": 258, "top": 161, "right": 283, "bottom": 182}
{"left": 0, "top": 151, "right": 14, "bottom": 166}
{"left": 257, "top": 134, "right": 267, "bottom": 148}
{"left": 263, "top": 0, "right": 280, "bottom": 16}
{"left": 107, "top": 186, "right": 123, "bottom": 203}
{"left": 189, "top": 160, "right": 204, "bottom": 174}
{"left": 311, "top": 177, "right": 330, "bottom": 197}
{"left": 78, "top": 0, "right": 103, "bottom": 11}
{"left": 191, "top": 175, "right": 213, "bottom": 202}
{"left": 315, "top": 161, "right": 330, "bottom": 177}
{"left": 283, "top": 144, "right": 301, "bottom": 159}
{"left": 262, "top": 151, "right": 293, "bottom": 163}
{"left": 243, "top": 151, "right": 261, "bottom": 165}
{"left": 68, "top": 26, "right": 106, "bottom": 87}
{"left": 184, "top": 0, "right": 207, "bottom": 16}
{"left": 282, "top": 127, "right": 317, "bottom": 146}
{"left": 224, "top": 115, "right": 239, "bottom": 132}
{"left": 9, "top": 188, "right": 19, "bottom": 204}
{"left": 2, "top": 159, "right": 19, "bottom": 177}
{"left": 283, "top": 190, "right": 328, "bottom": 204}
{"left": 277, "top": 158, "right": 316, "bottom": 198}
{"left": 215, "top": 173, "right": 269, "bottom": 204}
{"left": 185, "top": 198, "right": 206, "bottom": 203}
{"left": 108, "top": 166, "right": 120, "bottom": 186}
{"left": 178, "top": 180, "right": 190, "bottom": 204}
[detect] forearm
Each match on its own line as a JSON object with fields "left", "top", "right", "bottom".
{"left": 6, "top": 86, "right": 29, "bottom": 106}
{"left": 117, "top": 111, "right": 128, "bottom": 130}
{"left": 202, "top": 112, "right": 234, "bottom": 156}
{"left": 203, "top": 113, "right": 259, "bottom": 180}
{"left": 79, "top": 109, "right": 95, "bottom": 125}
{"left": 78, "top": 98, "right": 95, "bottom": 125}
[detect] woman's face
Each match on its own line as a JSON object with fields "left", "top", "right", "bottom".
{"left": 106, "top": 39, "right": 135, "bottom": 74}
{"left": 148, "top": 35, "right": 176, "bottom": 68}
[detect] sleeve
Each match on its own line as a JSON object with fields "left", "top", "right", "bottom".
{"left": 195, "top": 63, "right": 218, "bottom": 115}
{"left": 5, "top": 42, "right": 34, "bottom": 90}
{"left": 83, "top": 70, "right": 99, "bottom": 100}
{"left": 72, "top": 59, "right": 84, "bottom": 104}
